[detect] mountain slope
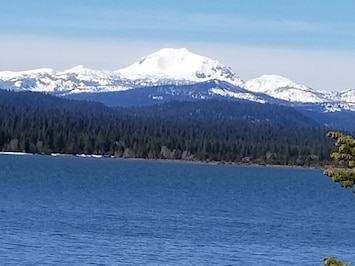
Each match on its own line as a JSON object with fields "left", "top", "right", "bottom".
{"left": 66, "top": 80, "right": 270, "bottom": 107}
{"left": 0, "top": 89, "right": 317, "bottom": 128}
{"left": 130, "top": 99, "right": 322, "bottom": 129}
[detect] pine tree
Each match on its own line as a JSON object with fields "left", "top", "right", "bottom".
{"left": 323, "top": 257, "right": 350, "bottom": 266}
{"left": 323, "top": 132, "right": 354, "bottom": 266}
{"left": 324, "top": 131, "right": 355, "bottom": 192}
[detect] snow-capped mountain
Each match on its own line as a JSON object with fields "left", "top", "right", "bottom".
{"left": 0, "top": 47, "right": 354, "bottom": 112}
{"left": 339, "top": 89, "right": 355, "bottom": 103}
{"left": 244, "top": 74, "right": 355, "bottom": 112}
{"left": 244, "top": 74, "right": 329, "bottom": 103}
{"left": 325, "top": 89, "right": 355, "bottom": 112}
{"left": 116, "top": 48, "right": 244, "bottom": 87}
{"left": 0, "top": 48, "right": 244, "bottom": 95}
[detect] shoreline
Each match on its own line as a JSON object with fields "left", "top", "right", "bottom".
{"left": 0, "top": 151, "right": 326, "bottom": 170}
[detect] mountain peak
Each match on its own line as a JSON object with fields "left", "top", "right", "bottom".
{"left": 0, "top": 68, "right": 55, "bottom": 79}
{"left": 135, "top": 47, "right": 193, "bottom": 68}
{"left": 62, "top": 65, "right": 91, "bottom": 74}
{"left": 245, "top": 74, "right": 329, "bottom": 103}
{"left": 116, "top": 48, "right": 244, "bottom": 86}
{"left": 245, "top": 74, "right": 311, "bottom": 92}
{"left": 148, "top": 47, "right": 190, "bottom": 56}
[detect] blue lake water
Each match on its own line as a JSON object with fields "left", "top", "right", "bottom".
{"left": 0, "top": 154, "right": 354, "bottom": 265}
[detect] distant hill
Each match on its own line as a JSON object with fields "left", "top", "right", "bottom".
{"left": 1, "top": 47, "right": 355, "bottom": 131}
{"left": 0, "top": 90, "right": 335, "bottom": 166}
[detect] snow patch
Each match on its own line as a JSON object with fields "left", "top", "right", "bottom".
{"left": 209, "top": 87, "right": 266, "bottom": 103}
{"left": 0, "top": 152, "right": 31, "bottom": 156}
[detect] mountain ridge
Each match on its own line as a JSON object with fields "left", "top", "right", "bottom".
{"left": 0, "top": 47, "right": 354, "bottom": 111}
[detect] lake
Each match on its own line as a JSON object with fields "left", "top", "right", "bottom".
{"left": 0, "top": 154, "right": 354, "bottom": 265}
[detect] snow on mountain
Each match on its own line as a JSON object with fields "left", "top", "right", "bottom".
{"left": 322, "top": 89, "right": 355, "bottom": 112}
{"left": 115, "top": 48, "right": 244, "bottom": 87}
{"left": 207, "top": 80, "right": 266, "bottom": 103}
{"left": 0, "top": 48, "right": 355, "bottom": 112}
{"left": 339, "top": 89, "right": 355, "bottom": 103}
{"left": 244, "top": 74, "right": 330, "bottom": 103}
{"left": 0, "top": 66, "right": 133, "bottom": 95}
{"left": 0, "top": 68, "right": 54, "bottom": 79}
{"left": 0, "top": 48, "right": 244, "bottom": 95}
{"left": 0, "top": 68, "right": 57, "bottom": 92}
{"left": 244, "top": 74, "right": 355, "bottom": 111}
{"left": 55, "top": 65, "right": 131, "bottom": 94}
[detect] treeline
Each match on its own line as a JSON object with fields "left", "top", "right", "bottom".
{"left": 0, "top": 90, "right": 336, "bottom": 166}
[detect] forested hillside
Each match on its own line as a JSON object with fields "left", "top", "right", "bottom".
{"left": 0, "top": 90, "right": 335, "bottom": 166}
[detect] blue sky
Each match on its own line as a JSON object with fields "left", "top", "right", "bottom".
{"left": 1, "top": 0, "right": 355, "bottom": 90}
